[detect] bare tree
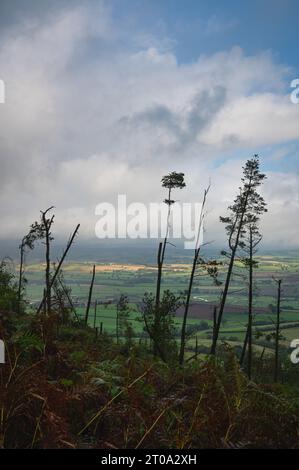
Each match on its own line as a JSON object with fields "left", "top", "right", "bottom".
{"left": 17, "top": 237, "right": 27, "bottom": 315}
{"left": 274, "top": 278, "right": 282, "bottom": 382}
{"left": 179, "top": 184, "right": 210, "bottom": 364}
{"left": 116, "top": 298, "right": 119, "bottom": 345}
{"left": 56, "top": 273, "right": 79, "bottom": 322}
{"left": 85, "top": 265, "right": 96, "bottom": 325}
{"left": 30, "top": 207, "right": 55, "bottom": 315}
{"left": 17, "top": 230, "right": 39, "bottom": 314}
{"left": 238, "top": 178, "right": 267, "bottom": 378}
{"left": 212, "top": 306, "right": 218, "bottom": 353}
{"left": 240, "top": 322, "right": 250, "bottom": 367}
{"left": 52, "top": 269, "right": 72, "bottom": 324}
{"left": 18, "top": 215, "right": 54, "bottom": 314}
{"left": 42, "top": 208, "right": 55, "bottom": 314}
{"left": 36, "top": 223, "right": 80, "bottom": 314}
{"left": 94, "top": 300, "right": 98, "bottom": 329}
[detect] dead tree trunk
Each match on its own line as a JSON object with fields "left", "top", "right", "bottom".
{"left": 179, "top": 250, "right": 198, "bottom": 364}
{"left": 57, "top": 276, "right": 79, "bottom": 322}
{"left": 93, "top": 300, "right": 97, "bottom": 329}
{"left": 179, "top": 185, "right": 210, "bottom": 364}
{"left": 212, "top": 306, "right": 218, "bottom": 353}
{"left": 240, "top": 322, "right": 250, "bottom": 366}
{"left": 48, "top": 224, "right": 80, "bottom": 291}
{"left": 116, "top": 302, "right": 119, "bottom": 344}
{"left": 37, "top": 224, "right": 80, "bottom": 314}
{"left": 17, "top": 240, "right": 25, "bottom": 315}
{"left": 211, "top": 241, "right": 240, "bottom": 354}
{"left": 155, "top": 242, "right": 163, "bottom": 311}
{"left": 274, "top": 279, "right": 282, "bottom": 382}
{"left": 247, "top": 227, "right": 253, "bottom": 379}
{"left": 41, "top": 208, "right": 54, "bottom": 315}
{"left": 85, "top": 265, "right": 96, "bottom": 325}
{"left": 153, "top": 242, "right": 163, "bottom": 356}
{"left": 155, "top": 188, "right": 171, "bottom": 312}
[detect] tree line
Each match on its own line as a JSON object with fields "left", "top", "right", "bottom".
{"left": 10, "top": 154, "right": 284, "bottom": 381}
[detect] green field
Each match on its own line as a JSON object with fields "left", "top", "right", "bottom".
{"left": 22, "top": 253, "right": 299, "bottom": 352}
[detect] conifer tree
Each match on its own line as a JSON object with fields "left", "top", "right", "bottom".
{"left": 211, "top": 155, "right": 266, "bottom": 354}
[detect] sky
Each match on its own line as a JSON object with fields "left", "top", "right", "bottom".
{"left": 0, "top": 0, "right": 298, "bottom": 249}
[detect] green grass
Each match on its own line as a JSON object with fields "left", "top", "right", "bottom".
{"left": 23, "top": 253, "right": 299, "bottom": 348}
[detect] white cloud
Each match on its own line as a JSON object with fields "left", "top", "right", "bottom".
{"left": 202, "top": 94, "right": 299, "bottom": 147}
{"left": 0, "top": 3, "right": 298, "bottom": 247}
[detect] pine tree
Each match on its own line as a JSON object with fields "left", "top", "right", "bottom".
{"left": 211, "top": 155, "right": 267, "bottom": 355}
{"left": 154, "top": 172, "right": 185, "bottom": 357}
{"left": 240, "top": 209, "right": 267, "bottom": 378}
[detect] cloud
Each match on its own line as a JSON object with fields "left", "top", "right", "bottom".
{"left": 202, "top": 94, "right": 299, "bottom": 148}
{"left": 0, "top": 2, "right": 298, "bottom": 248}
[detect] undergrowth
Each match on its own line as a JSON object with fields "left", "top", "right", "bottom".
{"left": 1, "top": 312, "right": 298, "bottom": 449}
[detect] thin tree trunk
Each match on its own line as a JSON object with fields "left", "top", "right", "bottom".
{"left": 43, "top": 288, "right": 46, "bottom": 316}
{"left": 154, "top": 188, "right": 171, "bottom": 333}
{"left": 247, "top": 227, "right": 253, "bottom": 379}
{"left": 210, "top": 247, "right": 237, "bottom": 354}
{"left": 37, "top": 224, "right": 80, "bottom": 314}
{"left": 274, "top": 279, "right": 282, "bottom": 382}
{"left": 42, "top": 288, "right": 47, "bottom": 353}
{"left": 211, "top": 179, "right": 253, "bottom": 355}
{"left": 85, "top": 264, "right": 96, "bottom": 325}
{"left": 153, "top": 242, "right": 163, "bottom": 356}
{"left": 179, "top": 248, "right": 199, "bottom": 364}
{"left": 212, "top": 306, "right": 218, "bottom": 352}
{"left": 155, "top": 242, "right": 163, "bottom": 310}
{"left": 161, "top": 187, "right": 171, "bottom": 264}
{"left": 116, "top": 303, "right": 119, "bottom": 344}
{"left": 94, "top": 300, "right": 97, "bottom": 329}
{"left": 48, "top": 224, "right": 80, "bottom": 290}
{"left": 179, "top": 186, "right": 209, "bottom": 364}
{"left": 45, "top": 220, "right": 51, "bottom": 315}
{"left": 57, "top": 276, "right": 79, "bottom": 322}
{"left": 240, "top": 322, "right": 250, "bottom": 366}
{"left": 17, "top": 242, "right": 25, "bottom": 315}
{"left": 40, "top": 207, "right": 55, "bottom": 316}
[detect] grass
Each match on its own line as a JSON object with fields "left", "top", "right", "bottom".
{"left": 21, "top": 254, "right": 299, "bottom": 354}
{"left": 1, "top": 313, "right": 298, "bottom": 449}
{"left": 2, "top": 252, "right": 299, "bottom": 448}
